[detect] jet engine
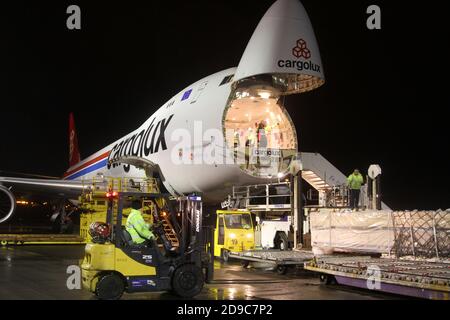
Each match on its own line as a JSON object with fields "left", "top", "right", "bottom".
{"left": 0, "top": 185, "right": 16, "bottom": 224}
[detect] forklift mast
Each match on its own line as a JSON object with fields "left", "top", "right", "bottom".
{"left": 177, "top": 195, "right": 203, "bottom": 267}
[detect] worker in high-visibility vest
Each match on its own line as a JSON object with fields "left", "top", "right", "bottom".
{"left": 257, "top": 121, "right": 267, "bottom": 148}
{"left": 247, "top": 128, "right": 256, "bottom": 147}
{"left": 126, "top": 200, "right": 155, "bottom": 245}
{"left": 233, "top": 130, "right": 240, "bottom": 147}
{"left": 347, "top": 169, "right": 364, "bottom": 210}
{"left": 233, "top": 130, "right": 240, "bottom": 159}
{"left": 264, "top": 122, "right": 272, "bottom": 146}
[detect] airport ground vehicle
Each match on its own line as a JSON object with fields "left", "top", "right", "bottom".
{"left": 81, "top": 191, "right": 209, "bottom": 299}
{"left": 214, "top": 210, "right": 255, "bottom": 261}
{"left": 257, "top": 217, "right": 292, "bottom": 250}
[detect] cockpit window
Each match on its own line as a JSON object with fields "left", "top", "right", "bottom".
{"left": 219, "top": 75, "right": 234, "bottom": 86}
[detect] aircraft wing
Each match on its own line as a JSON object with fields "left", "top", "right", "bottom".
{"left": 0, "top": 176, "right": 90, "bottom": 198}
{"left": 0, "top": 176, "right": 93, "bottom": 224}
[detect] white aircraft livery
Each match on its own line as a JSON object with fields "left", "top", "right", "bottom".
{"left": 0, "top": 0, "right": 324, "bottom": 223}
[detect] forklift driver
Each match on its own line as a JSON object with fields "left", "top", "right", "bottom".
{"left": 126, "top": 200, "right": 156, "bottom": 246}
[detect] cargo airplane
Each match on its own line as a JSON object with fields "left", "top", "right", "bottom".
{"left": 0, "top": 0, "right": 324, "bottom": 224}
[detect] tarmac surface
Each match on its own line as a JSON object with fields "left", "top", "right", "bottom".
{"left": 0, "top": 245, "right": 402, "bottom": 300}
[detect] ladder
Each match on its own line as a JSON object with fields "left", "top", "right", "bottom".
{"left": 143, "top": 196, "right": 180, "bottom": 248}
{"left": 161, "top": 214, "right": 179, "bottom": 247}
{"left": 142, "top": 181, "right": 180, "bottom": 247}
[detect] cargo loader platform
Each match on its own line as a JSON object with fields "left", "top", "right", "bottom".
{"left": 304, "top": 256, "right": 450, "bottom": 300}
{"left": 229, "top": 249, "right": 314, "bottom": 274}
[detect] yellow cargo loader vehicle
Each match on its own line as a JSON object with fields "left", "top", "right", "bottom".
{"left": 214, "top": 210, "right": 255, "bottom": 261}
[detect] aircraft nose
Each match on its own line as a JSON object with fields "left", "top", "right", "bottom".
{"left": 234, "top": 0, "right": 324, "bottom": 93}
{"left": 265, "top": 0, "right": 310, "bottom": 21}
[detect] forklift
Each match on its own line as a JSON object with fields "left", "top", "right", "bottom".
{"left": 81, "top": 190, "right": 211, "bottom": 299}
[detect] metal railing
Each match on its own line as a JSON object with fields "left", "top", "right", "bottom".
{"left": 228, "top": 182, "right": 292, "bottom": 211}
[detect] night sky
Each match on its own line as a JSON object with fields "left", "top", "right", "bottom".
{"left": 1, "top": 1, "right": 449, "bottom": 210}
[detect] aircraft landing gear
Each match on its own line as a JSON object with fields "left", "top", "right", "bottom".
{"left": 221, "top": 249, "right": 230, "bottom": 262}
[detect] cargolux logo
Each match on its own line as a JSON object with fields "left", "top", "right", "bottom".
{"left": 277, "top": 38, "right": 321, "bottom": 73}
{"left": 292, "top": 39, "right": 311, "bottom": 59}
{"left": 107, "top": 114, "right": 174, "bottom": 172}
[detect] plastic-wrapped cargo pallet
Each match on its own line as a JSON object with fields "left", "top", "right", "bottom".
{"left": 310, "top": 209, "right": 395, "bottom": 255}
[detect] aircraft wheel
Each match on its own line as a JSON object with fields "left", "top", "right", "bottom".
{"left": 95, "top": 273, "right": 125, "bottom": 300}
{"left": 172, "top": 264, "right": 204, "bottom": 298}
{"left": 221, "top": 249, "right": 229, "bottom": 262}
{"left": 319, "top": 274, "right": 336, "bottom": 285}
{"left": 241, "top": 260, "right": 250, "bottom": 268}
{"left": 276, "top": 265, "right": 288, "bottom": 275}
{"left": 274, "top": 232, "right": 289, "bottom": 251}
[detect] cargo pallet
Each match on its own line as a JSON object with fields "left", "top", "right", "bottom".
{"left": 304, "top": 256, "right": 450, "bottom": 300}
